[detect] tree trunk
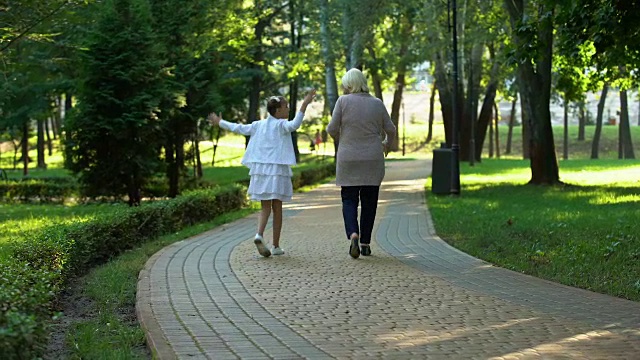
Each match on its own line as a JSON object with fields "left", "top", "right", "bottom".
{"left": 349, "top": 29, "right": 364, "bottom": 70}
{"left": 289, "top": 0, "right": 303, "bottom": 162}
{"left": 320, "top": 0, "right": 338, "bottom": 114}
{"left": 64, "top": 92, "right": 73, "bottom": 144}
{"left": 22, "top": 122, "right": 29, "bottom": 176}
{"left": 45, "top": 117, "right": 53, "bottom": 156}
{"left": 366, "top": 46, "right": 384, "bottom": 101}
{"left": 37, "top": 118, "right": 46, "bottom": 169}
{"left": 12, "top": 139, "right": 19, "bottom": 170}
{"left": 389, "top": 73, "right": 405, "bottom": 152}
{"left": 473, "top": 56, "right": 500, "bottom": 161}
{"left": 461, "top": 43, "right": 483, "bottom": 163}
{"left": 195, "top": 129, "right": 202, "bottom": 178}
{"left": 388, "top": 14, "right": 412, "bottom": 152}
{"left": 434, "top": 55, "right": 453, "bottom": 144}
{"left": 505, "top": 0, "right": 559, "bottom": 184}
{"left": 494, "top": 101, "right": 500, "bottom": 158}
{"left": 127, "top": 170, "right": 141, "bottom": 207}
{"left": 591, "top": 83, "right": 608, "bottom": 159}
{"left": 563, "top": 99, "right": 569, "bottom": 160}
{"left": 577, "top": 100, "right": 586, "bottom": 141}
{"left": 520, "top": 91, "right": 531, "bottom": 159}
{"left": 488, "top": 108, "right": 494, "bottom": 158}
{"left": 53, "top": 95, "right": 61, "bottom": 140}
{"left": 619, "top": 89, "right": 636, "bottom": 159}
{"left": 506, "top": 95, "right": 517, "bottom": 154}
{"left": 426, "top": 81, "right": 436, "bottom": 143}
{"left": 166, "top": 139, "right": 178, "bottom": 198}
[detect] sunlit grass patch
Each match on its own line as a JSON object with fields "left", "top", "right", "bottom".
{"left": 427, "top": 158, "right": 640, "bottom": 301}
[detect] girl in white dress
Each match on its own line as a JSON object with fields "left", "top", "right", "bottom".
{"left": 208, "top": 89, "right": 316, "bottom": 257}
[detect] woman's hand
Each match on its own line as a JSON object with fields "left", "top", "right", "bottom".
{"left": 207, "top": 112, "right": 221, "bottom": 126}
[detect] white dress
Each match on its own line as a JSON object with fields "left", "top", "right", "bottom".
{"left": 247, "top": 162, "right": 293, "bottom": 201}
{"left": 218, "top": 112, "right": 305, "bottom": 202}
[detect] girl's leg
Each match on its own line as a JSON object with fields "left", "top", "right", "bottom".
{"left": 271, "top": 199, "right": 283, "bottom": 247}
{"left": 257, "top": 200, "right": 272, "bottom": 236}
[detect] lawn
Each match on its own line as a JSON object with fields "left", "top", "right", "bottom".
{"left": 426, "top": 158, "right": 640, "bottom": 301}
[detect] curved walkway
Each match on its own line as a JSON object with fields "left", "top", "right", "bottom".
{"left": 137, "top": 159, "right": 640, "bottom": 359}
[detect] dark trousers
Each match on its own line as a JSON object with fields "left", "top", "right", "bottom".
{"left": 340, "top": 186, "right": 380, "bottom": 244}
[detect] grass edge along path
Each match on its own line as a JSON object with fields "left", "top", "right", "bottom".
{"left": 58, "top": 208, "right": 256, "bottom": 360}
{"left": 426, "top": 158, "right": 640, "bottom": 302}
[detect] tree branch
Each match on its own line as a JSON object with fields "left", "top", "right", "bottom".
{"left": 0, "top": 0, "right": 71, "bottom": 53}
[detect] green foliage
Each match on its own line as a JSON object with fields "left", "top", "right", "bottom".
{"left": 0, "top": 259, "right": 60, "bottom": 360}
{"left": 65, "top": 0, "right": 166, "bottom": 203}
{"left": 2, "top": 183, "right": 245, "bottom": 357}
{"left": 292, "top": 161, "right": 335, "bottom": 189}
{"left": 13, "top": 184, "right": 246, "bottom": 278}
{"left": 0, "top": 177, "right": 78, "bottom": 203}
{"left": 558, "top": 0, "right": 640, "bottom": 84}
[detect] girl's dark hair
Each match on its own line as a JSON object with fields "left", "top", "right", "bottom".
{"left": 267, "top": 96, "right": 286, "bottom": 116}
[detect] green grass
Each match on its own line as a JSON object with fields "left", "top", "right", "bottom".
{"left": 426, "top": 158, "right": 640, "bottom": 301}
{"left": 481, "top": 124, "right": 640, "bottom": 160}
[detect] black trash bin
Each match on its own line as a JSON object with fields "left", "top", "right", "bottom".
{"left": 432, "top": 143, "right": 452, "bottom": 194}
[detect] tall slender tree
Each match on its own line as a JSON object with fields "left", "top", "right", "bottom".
{"left": 65, "top": 0, "right": 166, "bottom": 205}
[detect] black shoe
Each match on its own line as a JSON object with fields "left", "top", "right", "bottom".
{"left": 349, "top": 234, "right": 360, "bottom": 259}
{"left": 361, "top": 245, "right": 371, "bottom": 256}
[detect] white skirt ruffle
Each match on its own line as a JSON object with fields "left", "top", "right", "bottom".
{"left": 247, "top": 163, "right": 293, "bottom": 201}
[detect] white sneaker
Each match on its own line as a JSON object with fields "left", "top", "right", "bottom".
{"left": 271, "top": 247, "right": 285, "bottom": 256}
{"left": 254, "top": 234, "right": 271, "bottom": 257}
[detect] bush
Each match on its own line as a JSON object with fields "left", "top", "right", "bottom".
{"left": 4, "top": 184, "right": 246, "bottom": 357}
{"left": 0, "top": 178, "right": 79, "bottom": 204}
{"left": 0, "top": 259, "right": 60, "bottom": 360}
{"left": 13, "top": 184, "right": 246, "bottom": 279}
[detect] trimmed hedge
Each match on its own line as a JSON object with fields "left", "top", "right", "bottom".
{"left": 1, "top": 184, "right": 246, "bottom": 359}
{"left": 0, "top": 178, "right": 78, "bottom": 204}
{"left": 0, "top": 176, "right": 217, "bottom": 203}
{"left": 0, "top": 161, "right": 336, "bottom": 358}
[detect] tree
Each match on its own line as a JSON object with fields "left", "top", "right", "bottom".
{"left": 559, "top": 0, "right": 639, "bottom": 160}
{"left": 319, "top": 0, "right": 339, "bottom": 115}
{"left": 65, "top": 0, "right": 166, "bottom": 206}
{"left": 504, "top": 0, "right": 560, "bottom": 185}
{"left": 553, "top": 51, "right": 589, "bottom": 160}
{"left": 591, "top": 82, "right": 608, "bottom": 159}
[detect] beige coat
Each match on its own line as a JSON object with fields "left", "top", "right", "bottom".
{"left": 327, "top": 92, "right": 396, "bottom": 186}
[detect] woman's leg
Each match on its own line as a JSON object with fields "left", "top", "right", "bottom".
{"left": 359, "top": 186, "right": 380, "bottom": 245}
{"left": 257, "top": 200, "right": 272, "bottom": 236}
{"left": 271, "top": 199, "right": 283, "bottom": 248}
{"left": 341, "top": 186, "right": 360, "bottom": 239}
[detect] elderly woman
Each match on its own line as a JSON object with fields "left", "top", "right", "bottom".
{"left": 327, "top": 68, "right": 396, "bottom": 259}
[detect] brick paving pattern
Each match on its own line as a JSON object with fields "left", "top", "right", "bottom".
{"left": 137, "top": 159, "right": 640, "bottom": 359}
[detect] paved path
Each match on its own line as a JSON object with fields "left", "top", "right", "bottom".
{"left": 137, "top": 159, "right": 640, "bottom": 359}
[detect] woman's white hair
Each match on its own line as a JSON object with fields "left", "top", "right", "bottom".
{"left": 341, "top": 68, "right": 369, "bottom": 94}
